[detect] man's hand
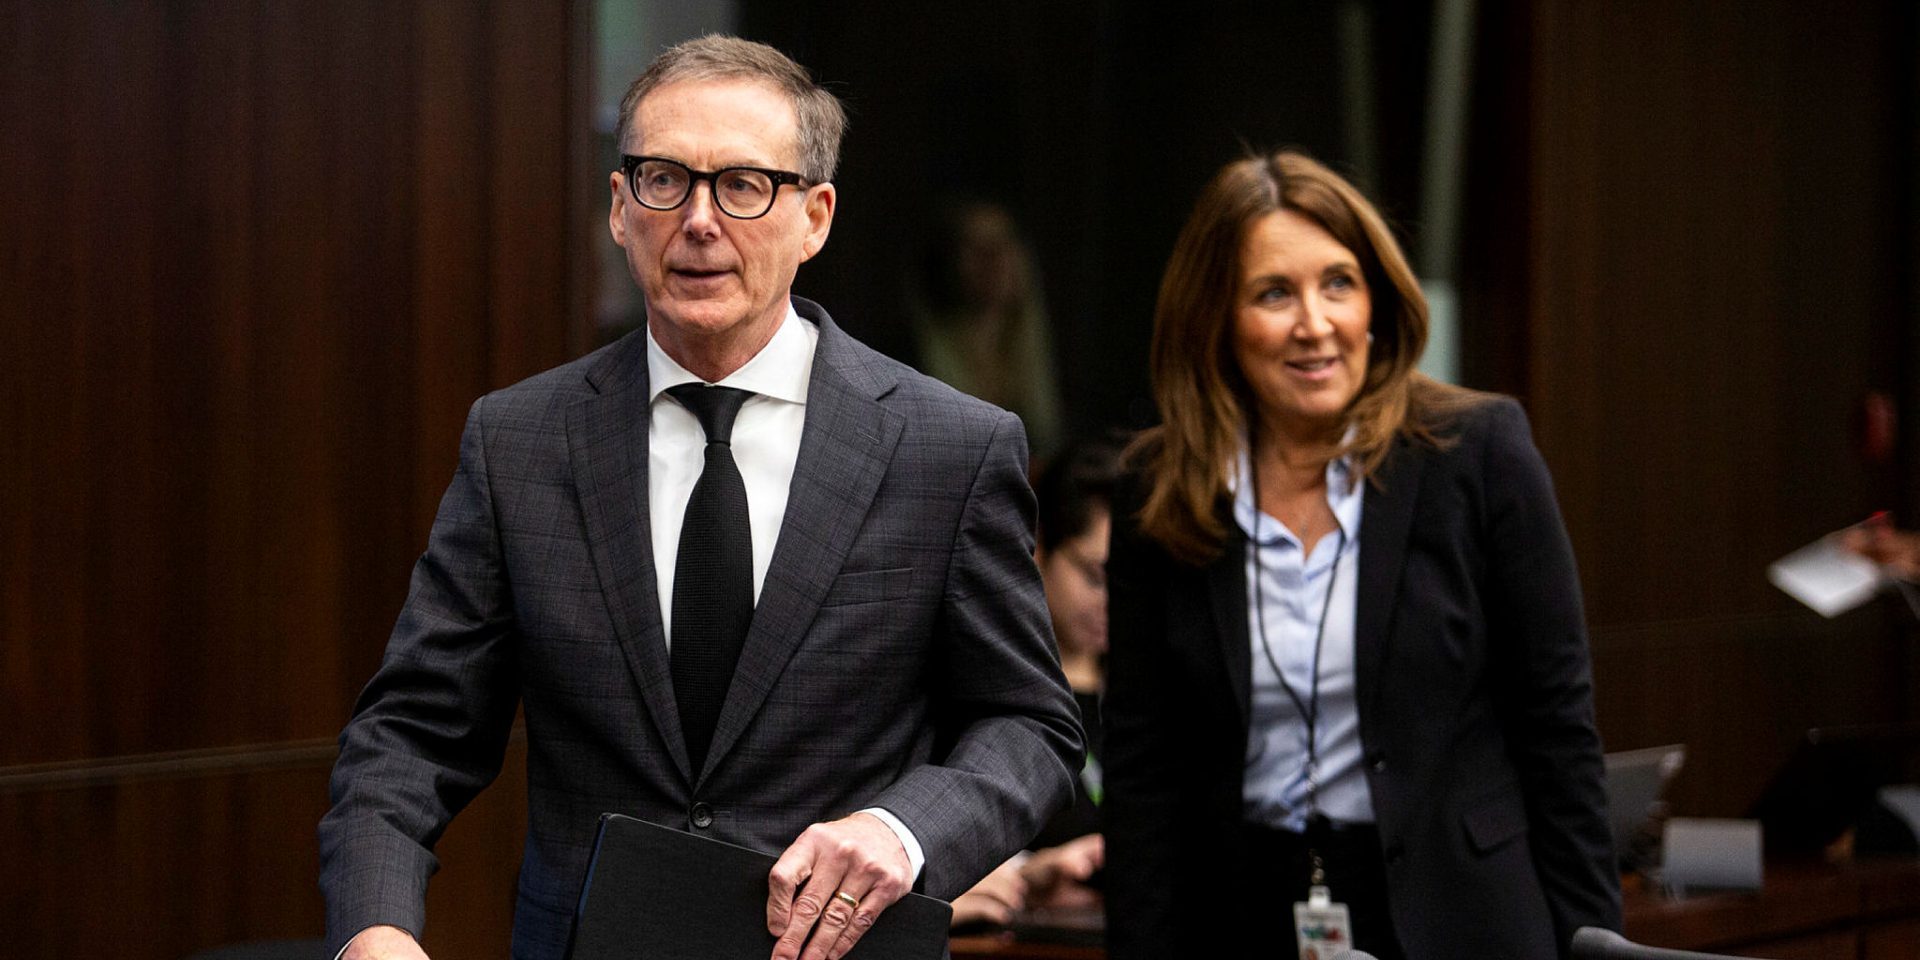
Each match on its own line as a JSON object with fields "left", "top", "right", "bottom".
{"left": 766, "top": 812, "right": 912, "bottom": 960}
{"left": 340, "top": 925, "right": 429, "bottom": 960}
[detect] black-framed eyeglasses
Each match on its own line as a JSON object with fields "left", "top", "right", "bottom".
{"left": 619, "top": 154, "right": 811, "bottom": 220}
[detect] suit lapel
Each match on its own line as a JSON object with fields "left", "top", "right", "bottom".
{"left": 1208, "top": 525, "right": 1255, "bottom": 729}
{"left": 1354, "top": 438, "right": 1425, "bottom": 719}
{"left": 567, "top": 334, "right": 694, "bottom": 785}
{"left": 699, "top": 306, "right": 904, "bottom": 784}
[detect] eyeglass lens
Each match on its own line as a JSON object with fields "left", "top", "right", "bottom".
{"left": 630, "top": 159, "right": 777, "bottom": 218}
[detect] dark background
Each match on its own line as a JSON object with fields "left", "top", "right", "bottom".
{"left": 744, "top": 0, "right": 1440, "bottom": 432}
{"left": 3, "top": 1, "right": 1916, "bottom": 957}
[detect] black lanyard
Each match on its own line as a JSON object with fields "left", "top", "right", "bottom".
{"left": 1248, "top": 456, "right": 1348, "bottom": 821}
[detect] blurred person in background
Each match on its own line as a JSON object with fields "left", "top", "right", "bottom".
{"left": 952, "top": 439, "right": 1121, "bottom": 927}
{"left": 908, "top": 201, "right": 1064, "bottom": 462}
{"left": 1103, "top": 150, "right": 1620, "bottom": 959}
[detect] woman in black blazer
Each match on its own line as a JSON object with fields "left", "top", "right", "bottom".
{"left": 1104, "top": 151, "right": 1620, "bottom": 959}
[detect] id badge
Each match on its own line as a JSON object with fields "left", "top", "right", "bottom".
{"left": 1292, "top": 885, "right": 1354, "bottom": 960}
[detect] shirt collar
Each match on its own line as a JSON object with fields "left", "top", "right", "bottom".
{"left": 645, "top": 301, "right": 816, "bottom": 405}
{"left": 1228, "top": 431, "right": 1364, "bottom": 549}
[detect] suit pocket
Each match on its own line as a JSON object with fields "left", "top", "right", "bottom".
{"left": 819, "top": 566, "right": 913, "bottom": 607}
{"left": 1462, "top": 792, "right": 1530, "bottom": 854}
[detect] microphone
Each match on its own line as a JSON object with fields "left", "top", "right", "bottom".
{"left": 1571, "top": 926, "right": 1768, "bottom": 960}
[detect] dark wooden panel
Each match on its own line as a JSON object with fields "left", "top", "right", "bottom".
{"left": 0, "top": 739, "right": 527, "bottom": 960}
{"left": 1624, "top": 860, "right": 1920, "bottom": 953}
{"left": 1624, "top": 865, "right": 1857, "bottom": 952}
{"left": 1757, "top": 930, "right": 1865, "bottom": 960}
{"left": 1497, "top": 0, "right": 1920, "bottom": 812}
{"left": 1865, "top": 918, "right": 1920, "bottom": 960}
{"left": 2, "top": 0, "right": 584, "bottom": 955}
{"left": 1, "top": 0, "right": 582, "bottom": 760}
{"left": 1525, "top": 0, "right": 1904, "bottom": 626}
{"left": 1590, "top": 614, "right": 1915, "bottom": 816}
{"left": 481, "top": 0, "right": 576, "bottom": 389}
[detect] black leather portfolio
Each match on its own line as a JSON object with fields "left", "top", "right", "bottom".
{"left": 567, "top": 813, "right": 953, "bottom": 960}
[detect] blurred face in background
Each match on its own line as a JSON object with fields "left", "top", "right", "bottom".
{"left": 1231, "top": 208, "right": 1372, "bottom": 441}
{"left": 1040, "top": 507, "right": 1110, "bottom": 662}
{"left": 952, "top": 206, "right": 1025, "bottom": 311}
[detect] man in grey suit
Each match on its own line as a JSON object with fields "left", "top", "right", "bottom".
{"left": 319, "top": 35, "right": 1083, "bottom": 960}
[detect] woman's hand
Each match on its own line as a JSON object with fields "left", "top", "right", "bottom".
{"left": 950, "top": 857, "right": 1029, "bottom": 928}
{"left": 1018, "top": 834, "right": 1104, "bottom": 909}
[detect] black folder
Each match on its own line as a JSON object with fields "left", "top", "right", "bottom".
{"left": 567, "top": 813, "right": 953, "bottom": 960}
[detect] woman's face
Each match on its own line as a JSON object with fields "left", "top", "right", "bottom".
{"left": 954, "top": 207, "right": 1024, "bottom": 310}
{"left": 1231, "top": 209, "right": 1372, "bottom": 439}
{"left": 1040, "top": 508, "right": 1110, "bottom": 660}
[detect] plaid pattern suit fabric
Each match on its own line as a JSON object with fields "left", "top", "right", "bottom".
{"left": 319, "top": 298, "right": 1083, "bottom": 960}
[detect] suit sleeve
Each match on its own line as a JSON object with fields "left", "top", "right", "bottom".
{"left": 1479, "top": 398, "right": 1622, "bottom": 949}
{"left": 866, "top": 411, "right": 1085, "bottom": 898}
{"left": 1099, "top": 469, "right": 1186, "bottom": 960}
{"left": 316, "top": 395, "right": 522, "bottom": 955}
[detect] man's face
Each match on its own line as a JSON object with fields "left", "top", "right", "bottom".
{"left": 609, "top": 79, "right": 835, "bottom": 352}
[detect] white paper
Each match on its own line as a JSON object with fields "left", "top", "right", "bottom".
{"left": 1767, "top": 533, "right": 1888, "bottom": 618}
{"left": 1663, "top": 817, "right": 1763, "bottom": 893}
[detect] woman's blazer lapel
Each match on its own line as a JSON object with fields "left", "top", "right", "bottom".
{"left": 1205, "top": 531, "right": 1253, "bottom": 731}
{"left": 1201, "top": 437, "right": 1428, "bottom": 733}
{"left": 1354, "top": 437, "right": 1426, "bottom": 721}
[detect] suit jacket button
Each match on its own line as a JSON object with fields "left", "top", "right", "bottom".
{"left": 1384, "top": 840, "right": 1405, "bottom": 863}
{"left": 1369, "top": 755, "right": 1388, "bottom": 774}
{"left": 691, "top": 802, "right": 714, "bottom": 829}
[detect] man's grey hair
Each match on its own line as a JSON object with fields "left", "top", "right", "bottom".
{"left": 616, "top": 34, "right": 847, "bottom": 184}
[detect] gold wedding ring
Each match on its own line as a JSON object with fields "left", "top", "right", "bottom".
{"left": 833, "top": 890, "right": 861, "bottom": 910}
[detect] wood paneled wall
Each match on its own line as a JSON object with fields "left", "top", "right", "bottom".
{"left": 1, "top": 2, "right": 586, "bottom": 956}
{"left": 1467, "top": 0, "right": 1920, "bottom": 814}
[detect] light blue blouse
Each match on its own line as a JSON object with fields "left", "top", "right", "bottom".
{"left": 1231, "top": 446, "right": 1373, "bottom": 832}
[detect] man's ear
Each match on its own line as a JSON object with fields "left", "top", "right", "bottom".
{"left": 799, "top": 183, "right": 836, "bottom": 262}
{"left": 609, "top": 171, "right": 631, "bottom": 247}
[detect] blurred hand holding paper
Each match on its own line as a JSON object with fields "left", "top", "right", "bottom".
{"left": 1768, "top": 530, "right": 1888, "bottom": 617}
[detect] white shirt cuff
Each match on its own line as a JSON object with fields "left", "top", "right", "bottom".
{"left": 858, "top": 806, "right": 925, "bottom": 883}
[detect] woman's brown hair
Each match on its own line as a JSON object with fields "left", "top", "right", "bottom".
{"left": 1131, "top": 149, "right": 1482, "bottom": 565}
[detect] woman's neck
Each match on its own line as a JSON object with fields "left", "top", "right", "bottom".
{"left": 1251, "top": 433, "right": 1335, "bottom": 494}
{"left": 1258, "top": 408, "right": 1342, "bottom": 458}
{"left": 1249, "top": 415, "right": 1345, "bottom": 554}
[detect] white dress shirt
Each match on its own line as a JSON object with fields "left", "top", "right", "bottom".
{"left": 645, "top": 309, "right": 814, "bottom": 639}
{"left": 644, "top": 304, "right": 925, "bottom": 880}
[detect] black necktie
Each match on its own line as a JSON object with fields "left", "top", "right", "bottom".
{"left": 666, "top": 383, "right": 754, "bottom": 777}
